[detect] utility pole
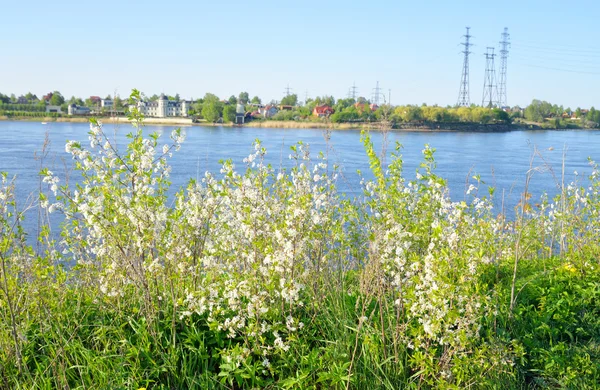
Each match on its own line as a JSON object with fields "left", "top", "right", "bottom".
{"left": 457, "top": 27, "right": 472, "bottom": 107}
{"left": 304, "top": 90, "right": 309, "bottom": 103}
{"left": 372, "top": 81, "right": 382, "bottom": 105}
{"left": 482, "top": 47, "right": 497, "bottom": 108}
{"left": 348, "top": 82, "right": 358, "bottom": 100}
{"left": 497, "top": 27, "right": 510, "bottom": 108}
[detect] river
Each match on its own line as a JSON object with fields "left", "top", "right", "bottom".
{"left": 1, "top": 120, "right": 599, "bottom": 231}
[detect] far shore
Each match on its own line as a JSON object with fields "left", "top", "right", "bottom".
{"left": 1, "top": 115, "right": 597, "bottom": 132}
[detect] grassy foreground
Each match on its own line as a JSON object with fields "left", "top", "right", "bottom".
{"left": 1, "top": 97, "right": 600, "bottom": 389}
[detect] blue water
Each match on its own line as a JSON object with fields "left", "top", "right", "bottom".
{"left": 1, "top": 120, "right": 599, "bottom": 235}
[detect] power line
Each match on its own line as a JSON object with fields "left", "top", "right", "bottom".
{"left": 482, "top": 47, "right": 497, "bottom": 108}
{"left": 497, "top": 27, "right": 510, "bottom": 108}
{"left": 513, "top": 63, "right": 600, "bottom": 76}
{"left": 512, "top": 42, "right": 600, "bottom": 55}
{"left": 457, "top": 27, "right": 472, "bottom": 107}
{"left": 348, "top": 82, "right": 358, "bottom": 100}
{"left": 372, "top": 81, "right": 382, "bottom": 105}
{"left": 284, "top": 84, "right": 292, "bottom": 97}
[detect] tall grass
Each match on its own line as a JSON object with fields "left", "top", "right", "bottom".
{"left": 1, "top": 90, "right": 599, "bottom": 389}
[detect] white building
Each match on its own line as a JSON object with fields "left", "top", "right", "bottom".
{"left": 101, "top": 99, "right": 113, "bottom": 108}
{"left": 68, "top": 104, "right": 92, "bottom": 115}
{"left": 46, "top": 105, "right": 62, "bottom": 113}
{"left": 134, "top": 94, "right": 190, "bottom": 117}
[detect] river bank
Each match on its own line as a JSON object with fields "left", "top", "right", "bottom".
{"left": 3, "top": 115, "right": 596, "bottom": 132}
{"left": 0, "top": 115, "right": 194, "bottom": 126}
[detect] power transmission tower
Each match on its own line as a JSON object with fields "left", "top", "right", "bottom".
{"left": 497, "top": 27, "right": 510, "bottom": 108}
{"left": 348, "top": 82, "right": 358, "bottom": 100}
{"left": 284, "top": 84, "right": 292, "bottom": 96}
{"left": 372, "top": 81, "right": 382, "bottom": 105}
{"left": 457, "top": 27, "right": 472, "bottom": 107}
{"left": 482, "top": 47, "right": 497, "bottom": 108}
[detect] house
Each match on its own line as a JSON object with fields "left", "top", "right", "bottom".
{"left": 42, "top": 93, "right": 53, "bottom": 102}
{"left": 46, "top": 105, "right": 62, "bottom": 113}
{"left": 258, "top": 105, "right": 278, "bottom": 118}
{"left": 313, "top": 105, "right": 334, "bottom": 118}
{"left": 279, "top": 105, "right": 293, "bottom": 111}
{"left": 89, "top": 96, "right": 102, "bottom": 105}
{"left": 133, "top": 94, "right": 190, "bottom": 117}
{"left": 17, "top": 96, "right": 28, "bottom": 104}
{"left": 354, "top": 102, "right": 377, "bottom": 112}
{"left": 68, "top": 104, "right": 91, "bottom": 115}
{"left": 101, "top": 99, "right": 113, "bottom": 108}
{"left": 235, "top": 103, "right": 245, "bottom": 125}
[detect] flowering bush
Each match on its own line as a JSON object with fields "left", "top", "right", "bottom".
{"left": 1, "top": 91, "right": 600, "bottom": 388}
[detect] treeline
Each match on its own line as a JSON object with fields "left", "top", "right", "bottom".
{"left": 0, "top": 111, "right": 62, "bottom": 118}
{"left": 524, "top": 99, "right": 600, "bottom": 128}
{"left": 0, "top": 103, "right": 46, "bottom": 112}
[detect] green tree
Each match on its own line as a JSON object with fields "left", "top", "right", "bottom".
{"left": 228, "top": 95, "right": 237, "bottom": 105}
{"left": 239, "top": 92, "right": 249, "bottom": 104}
{"left": 492, "top": 108, "right": 511, "bottom": 124}
{"left": 24, "top": 92, "right": 38, "bottom": 102}
{"left": 201, "top": 93, "right": 224, "bottom": 122}
{"left": 251, "top": 96, "right": 261, "bottom": 104}
{"left": 49, "top": 91, "right": 65, "bottom": 106}
{"left": 68, "top": 96, "right": 84, "bottom": 106}
{"left": 223, "top": 105, "right": 236, "bottom": 123}
{"left": 114, "top": 96, "right": 124, "bottom": 110}
{"left": 281, "top": 94, "right": 298, "bottom": 106}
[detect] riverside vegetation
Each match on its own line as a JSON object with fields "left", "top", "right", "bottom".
{"left": 1, "top": 91, "right": 600, "bottom": 389}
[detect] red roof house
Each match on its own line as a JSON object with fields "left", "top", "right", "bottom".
{"left": 313, "top": 105, "right": 334, "bottom": 118}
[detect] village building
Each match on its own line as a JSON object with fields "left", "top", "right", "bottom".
{"left": 133, "top": 93, "right": 191, "bottom": 117}
{"left": 68, "top": 104, "right": 92, "bottom": 115}
{"left": 235, "top": 102, "right": 245, "bottom": 125}
{"left": 46, "top": 105, "right": 62, "bottom": 113}
{"left": 313, "top": 105, "right": 334, "bottom": 118}
{"left": 89, "top": 96, "right": 102, "bottom": 105}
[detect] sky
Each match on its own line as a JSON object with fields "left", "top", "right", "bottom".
{"left": 2, "top": 0, "right": 599, "bottom": 109}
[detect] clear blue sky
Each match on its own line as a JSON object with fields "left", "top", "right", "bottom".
{"left": 2, "top": 0, "right": 599, "bottom": 108}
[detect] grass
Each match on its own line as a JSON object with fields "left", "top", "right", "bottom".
{"left": 1, "top": 108, "right": 600, "bottom": 388}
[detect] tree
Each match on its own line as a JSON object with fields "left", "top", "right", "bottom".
{"left": 281, "top": 94, "right": 298, "bottom": 106}
{"left": 49, "top": 91, "right": 65, "bottom": 106}
{"left": 201, "top": 94, "right": 223, "bottom": 122}
{"left": 68, "top": 96, "right": 84, "bottom": 106}
{"left": 25, "top": 92, "right": 38, "bottom": 102}
{"left": 228, "top": 95, "right": 237, "bottom": 105}
{"left": 0, "top": 93, "right": 9, "bottom": 104}
{"left": 239, "top": 92, "right": 249, "bottom": 104}
{"left": 575, "top": 107, "right": 582, "bottom": 119}
{"left": 251, "top": 96, "right": 261, "bottom": 104}
{"left": 223, "top": 105, "right": 236, "bottom": 123}
{"left": 492, "top": 108, "right": 510, "bottom": 124}
{"left": 313, "top": 95, "right": 335, "bottom": 107}
{"left": 524, "top": 99, "right": 549, "bottom": 122}
{"left": 114, "top": 96, "right": 124, "bottom": 110}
